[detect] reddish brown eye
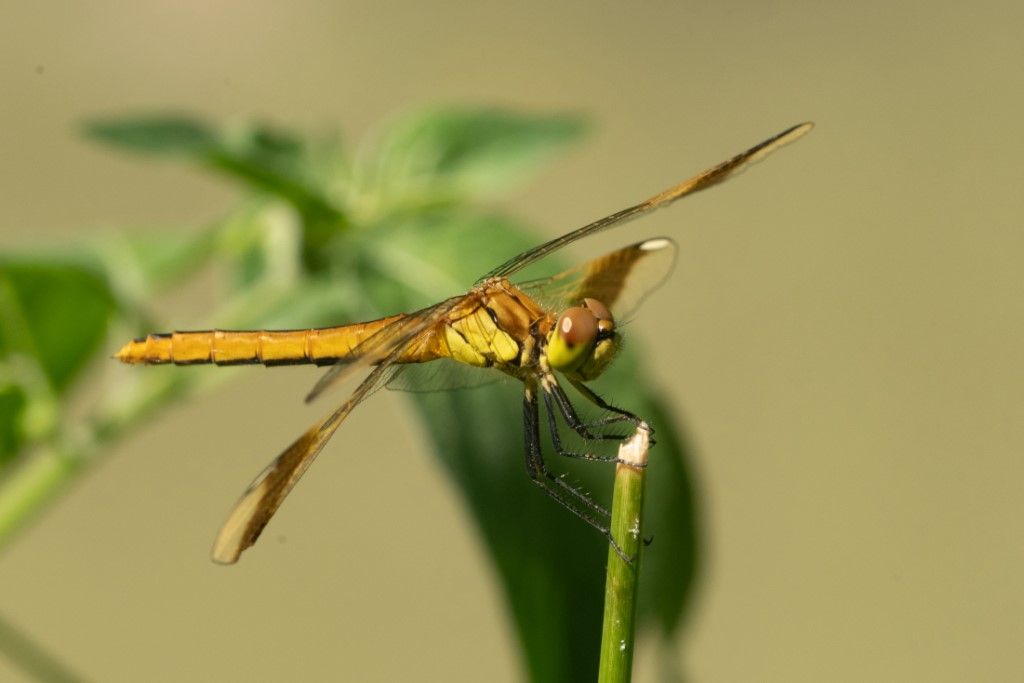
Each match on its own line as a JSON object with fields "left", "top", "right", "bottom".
{"left": 557, "top": 307, "right": 597, "bottom": 347}
{"left": 582, "top": 298, "right": 613, "bottom": 323}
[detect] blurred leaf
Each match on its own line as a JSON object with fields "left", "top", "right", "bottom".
{"left": 250, "top": 276, "right": 360, "bottom": 330}
{"left": 93, "top": 229, "right": 218, "bottom": 297}
{"left": 359, "top": 209, "right": 696, "bottom": 681}
{"left": 0, "top": 386, "right": 27, "bottom": 463}
{"left": 0, "top": 261, "right": 117, "bottom": 394}
{"left": 362, "top": 210, "right": 537, "bottom": 305}
{"left": 33, "top": 108, "right": 697, "bottom": 682}
{"left": 205, "top": 134, "right": 340, "bottom": 229}
{"left": 409, "top": 358, "right": 696, "bottom": 682}
{"left": 119, "top": 232, "right": 216, "bottom": 288}
{"left": 373, "top": 107, "right": 587, "bottom": 202}
{"left": 212, "top": 202, "right": 305, "bottom": 292}
{"left": 414, "top": 385, "right": 605, "bottom": 681}
{"left": 245, "top": 125, "right": 304, "bottom": 159}
{"left": 85, "top": 115, "right": 347, "bottom": 261}
{"left": 85, "top": 116, "right": 218, "bottom": 155}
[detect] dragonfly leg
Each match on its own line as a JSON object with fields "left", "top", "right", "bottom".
{"left": 569, "top": 378, "right": 655, "bottom": 445}
{"left": 542, "top": 389, "right": 623, "bottom": 462}
{"left": 569, "top": 378, "right": 645, "bottom": 427}
{"left": 523, "top": 384, "right": 633, "bottom": 564}
{"left": 543, "top": 374, "right": 630, "bottom": 443}
{"left": 544, "top": 374, "right": 657, "bottom": 463}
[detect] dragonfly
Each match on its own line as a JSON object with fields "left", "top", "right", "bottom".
{"left": 117, "top": 121, "right": 813, "bottom": 564}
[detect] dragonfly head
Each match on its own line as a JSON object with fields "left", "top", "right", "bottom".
{"left": 546, "top": 297, "right": 620, "bottom": 381}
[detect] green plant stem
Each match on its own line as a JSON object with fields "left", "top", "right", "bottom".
{"left": 0, "top": 373, "right": 188, "bottom": 551}
{"left": 0, "top": 446, "right": 82, "bottom": 549}
{"left": 0, "top": 611, "right": 90, "bottom": 683}
{"left": 598, "top": 423, "right": 651, "bottom": 683}
{"left": 0, "top": 280, "right": 283, "bottom": 553}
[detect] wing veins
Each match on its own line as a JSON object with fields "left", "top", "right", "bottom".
{"left": 304, "top": 295, "right": 463, "bottom": 403}
{"left": 482, "top": 121, "right": 812, "bottom": 280}
{"left": 209, "top": 121, "right": 814, "bottom": 564}
{"left": 211, "top": 296, "right": 470, "bottom": 563}
{"left": 211, "top": 361, "right": 399, "bottom": 564}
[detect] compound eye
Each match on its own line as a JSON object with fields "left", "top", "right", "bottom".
{"left": 582, "top": 298, "right": 613, "bottom": 323}
{"left": 557, "top": 307, "right": 597, "bottom": 348}
{"left": 549, "top": 307, "right": 601, "bottom": 372}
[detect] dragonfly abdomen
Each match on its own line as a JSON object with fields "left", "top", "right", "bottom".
{"left": 115, "top": 316, "right": 405, "bottom": 366}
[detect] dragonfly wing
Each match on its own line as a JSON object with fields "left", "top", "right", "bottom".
{"left": 385, "top": 358, "right": 508, "bottom": 393}
{"left": 304, "top": 295, "right": 463, "bottom": 403}
{"left": 211, "top": 361, "right": 400, "bottom": 564}
{"left": 519, "top": 237, "right": 677, "bottom": 323}
{"left": 483, "top": 122, "right": 812, "bottom": 280}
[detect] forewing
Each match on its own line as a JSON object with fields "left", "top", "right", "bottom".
{"left": 482, "top": 122, "right": 812, "bottom": 280}
{"left": 519, "top": 237, "right": 677, "bottom": 322}
{"left": 385, "top": 358, "right": 508, "bottom": 393}
{"left": 211, "top": 361, "right": 400, "bottom": 564}
{"left": 304, "top": 296, "right": 463, "bottom": 403}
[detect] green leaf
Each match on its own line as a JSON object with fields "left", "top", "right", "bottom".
{"left": 360, "top": 210, "right": 696, "bottom": 681}
{"left": 84, "top": 115, "right": 347, "bottom": 259}
{"left": 68, "top": 110, "right": 695, "bottom": 681}
{"left": 0, "top": 386, "right": 27, "bottom": 463}
{"left": 373, "top": 107, "right": 587, "bottom": 201}
{"left": 361, "top": 210, "right": 538, "bottom": 305}
{"left": 408, "top": 354, "right": 697, "bottom": 682}
{"left": 205, "top": 126, "right": 339, "bottom": 224}
{"left": 94, "top": 228, "right": 218, "bottom": 294}
{"left": 245, "top": 125, "right": 305, "bottom": 159}
{"left": 413, "top": 385, "right": 608, "bottom": 681}
{"left": 0, "top": 261, "right": 117, "bottom": 394}
{"left": 85, "top": 115, "right": 218, "bottom": 155}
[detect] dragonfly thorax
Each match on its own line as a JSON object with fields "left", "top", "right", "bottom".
{"left": 546, "top": 297, "right": 619, "bottom": 381}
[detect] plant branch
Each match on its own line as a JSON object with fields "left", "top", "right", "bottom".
{"left": 0, "top": 611, "right": 90, "bottom": 683}
{"left": 598, "top": 422, "right": 650, "bottom": 683}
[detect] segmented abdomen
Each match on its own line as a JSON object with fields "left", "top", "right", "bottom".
{"left": 115, "top": 314, "right": 405, "bottom": 366}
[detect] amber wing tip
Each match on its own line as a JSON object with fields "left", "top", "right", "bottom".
{"left": 790, "top": 121, "right": 815, "bottom": 139}
{"left": 210, "top": 552, "right": 241, "bottom": 566}
{"left": 211, "top": 533, "right": 245, "bottom": 565}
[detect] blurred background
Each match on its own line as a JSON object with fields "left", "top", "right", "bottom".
{"left": 1, "top": 1, "right": 1021, "bottom": 681}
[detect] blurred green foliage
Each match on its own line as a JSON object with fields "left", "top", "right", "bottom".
{"left": 0, "top": 107, "right": 698, "bottom": 682}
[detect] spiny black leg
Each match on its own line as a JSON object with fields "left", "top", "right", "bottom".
{"left": 524, "top": 389, "right": 611, "bottom": 522}
{"left": 569, "top": 379, "right": 643, "bottom": 422}
{"left": 569, "top": 378, "right": 655, "bottom": 443}
{"left": 524, "top": 384, "right": 609, "bottom": 517}
{"left": 535, "top": 392, "right": 614, "bottom": 515}
{"left": 542, "top": 389, "right": 622, "bottom": 463}
{"left": 545, "top": 377, "right": 630, "bottom": 443}
{"left": 521, "top": 384, "right": 631, "bottom": 563}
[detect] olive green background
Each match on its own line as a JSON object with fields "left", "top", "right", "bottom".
{"left": 1, "top": 2, "right": 1021, "bottom": 681}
